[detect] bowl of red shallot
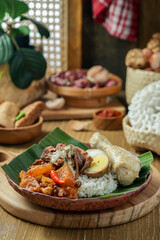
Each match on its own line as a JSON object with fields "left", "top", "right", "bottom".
{"left": 46, "top": 66, "right": 122, "bottom": 108}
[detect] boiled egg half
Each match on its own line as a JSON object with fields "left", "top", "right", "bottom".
{"left": 84, "top": 149, "right": 109, "bottom": 178}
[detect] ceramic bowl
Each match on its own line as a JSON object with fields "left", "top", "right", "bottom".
{"left": 0, "top": 116, "right": 43, "bottom": 144}
{"left": 93, "top": 109, "right": 124, "bottom": 130}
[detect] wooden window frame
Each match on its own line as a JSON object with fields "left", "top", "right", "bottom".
{"left": 68, "top": 0, "right": 82, "bottom": 69}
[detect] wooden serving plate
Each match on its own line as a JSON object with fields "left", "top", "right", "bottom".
{"left": 0, "top": 116, "right": 43, "bottom": 144}
{"left": 47, "top": 74, "right": 122, "bottom": 108}
{"left": 0, "top": 151, "right": 160, "bottom": 228}
{"left": 0, "top": 153, "right": 159, "bottom": 228}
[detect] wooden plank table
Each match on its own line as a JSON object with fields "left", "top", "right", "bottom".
{"left": 0, "top": 120, "right": 160, "bottom": 240}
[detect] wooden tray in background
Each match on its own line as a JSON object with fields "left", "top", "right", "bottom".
{"left": 42, "top": 98, "right": 125, "bottom": 120}
{"left": 0, "top": 151, "right": 160, "bottom": 229}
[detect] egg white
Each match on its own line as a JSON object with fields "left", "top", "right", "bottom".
{"left": 87, "top": 149, "right": 107, "bottom": 158}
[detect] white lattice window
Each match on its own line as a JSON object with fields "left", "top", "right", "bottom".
{"left": 25, "top": 0, "right": 68, "bottom": 72}
{"left": 1, "top": 0, "right": 68, "bottom": 72}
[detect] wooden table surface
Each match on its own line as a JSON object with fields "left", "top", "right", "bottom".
{"left": 0, "top": 120, "right": 159, "bottom": 240}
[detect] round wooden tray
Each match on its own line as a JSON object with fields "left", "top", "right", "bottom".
{"left": 0, "top": 117, "right": 43, "bottom": 144}
{"left": 0, "top": 151, "right": 160, "bottom": 228}
{"left": 47, "top": 73, "right": 122, "bottom": 108}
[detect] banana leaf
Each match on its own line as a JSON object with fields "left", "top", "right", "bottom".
{"left": 1, "top": 127, "right": 153, "bottom": 198}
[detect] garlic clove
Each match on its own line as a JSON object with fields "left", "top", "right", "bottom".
{"left": 45, "top": 98, "right": 65, "bottom": 110}
{"left": 69, "top": 120, "right": 91, "bottom": 131}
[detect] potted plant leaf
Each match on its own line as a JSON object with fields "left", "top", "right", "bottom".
{"left": 0, "top": 0, "right": 50, "bottom": 107}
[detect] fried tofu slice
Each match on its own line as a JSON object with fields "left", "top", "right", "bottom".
{"left": 15, "top": 101, "right": 45, "bottom": 128}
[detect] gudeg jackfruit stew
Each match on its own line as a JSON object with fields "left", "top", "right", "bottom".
{"left": 19, "top": 132, "right": 144, "bottom": 199}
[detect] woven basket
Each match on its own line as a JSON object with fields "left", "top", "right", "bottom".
{"left": 125, "top": 67, "right": 160, "bottom": 104}
{"left": 123, "top": 115, "right": 160, "bottom": 155}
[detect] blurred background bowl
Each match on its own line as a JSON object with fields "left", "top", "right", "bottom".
{"left": 47, "top": 73, "right": 122, "bottom": 108}
{"left": 0, "top": 116, "right": 43, "bottom": 145}
{"left": 93, "top": 109, "right": 124, "bottom": 130}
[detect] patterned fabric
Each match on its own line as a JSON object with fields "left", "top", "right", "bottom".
{"left": 92, "top": 0, "right": 140, "bottom": 41}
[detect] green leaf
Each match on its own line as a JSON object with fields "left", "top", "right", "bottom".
{"left": 1, "top": 126, "right": 153, "bottom": 200}
{"left": 9, "top": 48, "right": 47, "bottom": 89}
{"left": 5, "top": 0, "right": 29, "bottom": 19}
{"left": 21, "top": 16, "right": 50, "bottom": 38}
{"left": 0, "top": 29, "right": 5, "bottom": 34}
{"left": 0, "top": 31, "right": 14, "bottom": 65}
{"left": 18, "top": 25, "right": 30, "bottom": 35}
{"left": 0, "top": 1, "right": 6, "bottom": 20}
{"left": 38, "top": 128, "right": 89, "bottom": 151}
{"left": 11, "top": 26, "right": 30, "bottom": 37}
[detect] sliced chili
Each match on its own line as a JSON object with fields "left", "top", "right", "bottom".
{"left": 50, "top": 170, "right": 64, "bottom": 185}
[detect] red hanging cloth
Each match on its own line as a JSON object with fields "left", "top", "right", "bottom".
{"left": 92, "top": 0, "right": 140, "bottom": 41}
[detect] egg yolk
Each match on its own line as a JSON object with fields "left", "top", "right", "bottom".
{"left": 87, "top": 154, "right": 108, "bottom": 172}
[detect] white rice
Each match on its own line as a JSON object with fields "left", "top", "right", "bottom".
{"left": 77, "top": 172, "right": 118, "bottom": 198}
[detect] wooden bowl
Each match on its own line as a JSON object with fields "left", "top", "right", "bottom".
{"left": 0, "top": 116, "right": 43, "bottom": 145}
{"left": 93, "top": 109, "right": 124, "bottom": 130}
{"left": 6, "top": 170, "right": 152, "bottom": 212}
{"left": 47, "top": 73, "right": 122, "bottom": 108}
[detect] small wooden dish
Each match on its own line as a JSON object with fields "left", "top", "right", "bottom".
{"left": 93, "top": 109, "right": 124, "bottom": 130}
{"left": 0, "top": 116, "right": 43, "bottom": 145}
{"left": 47, "top": 73, "right": 122, "bottom": 108}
